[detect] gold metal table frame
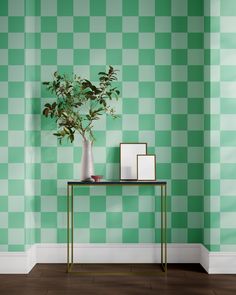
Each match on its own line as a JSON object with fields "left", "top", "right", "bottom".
{"left": 67, "top": 181, "right": 167, "bottom": 273}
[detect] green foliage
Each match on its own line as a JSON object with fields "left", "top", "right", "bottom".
{"left": 42, "top": 66, "right": 120, "bottom": 143}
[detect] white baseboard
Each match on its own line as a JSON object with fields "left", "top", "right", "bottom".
{"left": 201, "top": 245, "right": 236, "bottom": 274}
{"left": 0, "top": 245, "right": 36, "bottom": 274}
{"left": 0, "top": 243, "right": 236, "bottom": 274}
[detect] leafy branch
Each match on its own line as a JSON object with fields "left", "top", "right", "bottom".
{"left": 42, "top": 66, "right": 120, "bottom": 143}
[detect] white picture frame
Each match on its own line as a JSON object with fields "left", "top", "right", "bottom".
{"left": 120, "top": 143, "right": 147, "bottom": 180}
{"left": 137, "top": 155, "right": 156, "bottom": 181}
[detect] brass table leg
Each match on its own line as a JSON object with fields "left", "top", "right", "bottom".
{"left": 164, "top": 184, "right": 167, "bottom": 272}
{"left": 71, "top": 184, "right": 74, "bottom": 268}
{"left": 67, "top": 184, "right": 70, "bottom": 272}
{"left": 67, "top": 184, "right": 74, "bottom": 273}
{"left": 161, "top": 184, "right": 167, "bottom": 272}
{"left": 161, "top": 185, "right": 163, "bottom": 269}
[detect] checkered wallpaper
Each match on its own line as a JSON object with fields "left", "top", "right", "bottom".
{"left": 203, "top": 0, "right": 236, "bottom": 252}
{"left": 0, "top": 0, "right": 234, "bottom": 252}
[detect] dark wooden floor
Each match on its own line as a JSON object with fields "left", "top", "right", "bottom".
{"left": 0, "top": 264, "right": 236, "bottom": 295}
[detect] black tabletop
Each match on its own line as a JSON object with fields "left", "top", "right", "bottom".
{"left": 68, "top": 180, "right": 167, "bottom": 185}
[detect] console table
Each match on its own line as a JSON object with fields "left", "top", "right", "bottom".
{"left": 67, "top": 181, "right": 167, "bottom": 273}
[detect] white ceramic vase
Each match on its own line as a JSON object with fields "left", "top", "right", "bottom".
{"left": 81, "top": 139, "right": 94, "bottom": 181}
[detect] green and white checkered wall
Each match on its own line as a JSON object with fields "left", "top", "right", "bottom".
{"left": 0, "top": 0, "right": 235, "bottom": 252}
{"left": 203, "top": 0, "right": 236, "bottom": 252}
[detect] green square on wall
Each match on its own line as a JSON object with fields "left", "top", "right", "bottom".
{"left": 123, "top": 196, "right": 138, "bottom": 212}
{"left": 106, "top": 213, "right": 122, "bottom": 228}
{"left": 139, "top": 115, "right": 155, "bottom": 130}
{"left": 155, "top": 98, "right": 171, "bottom": 114}
{"left": 41, "top": 213, "right": 57, "bottom": 228}
{"left": 9, "top": 49, "right": 24, "bottom": 65}
{"left": 90, "top": 0, "right": 106, "bottom": 16}
{"left": 90, "top": 33, "right": 106, "bottom": 49}
{"left": 8, "top": 115, "right": 24, "bottom": 130}
{"left": 57, "top": 196, "right": 66, "bottom": 212}
{"left": 171, "top": 49, "right": 187, "bottom": 65}
{"left": 172, "top": 180, "right": 187, "bottom": 196}
{"left": 41, "top": 180, "right": 57, "bottom": 196}
{"left": 188, "top": 66, "right": 203, "bottom": 81}
{"left": 90, "top": 229, "right": 106, "bottom": 243}
{"left": 0, "top": 66, "right": 8, "bottom": 81}
{"left": 188, "top": 131, "right": 203, "bottom": 147}
{"left": 172, "top": 147, "right": 187, "bottom": 163}
{"left": 8, "top": 17, "right": 24, "bottom": 32}
{"left": 106, "top": 49, "right": 122, "bottom": 65}
{"left": 156, "top": 163, "right": 171, "bottom": 179}
{"left": 74, "top": 17, "right": 90, "bottom": 32}
{"left": 188, "top": 33, "right": 203, "bottom": 49}
{"left": 139, "top": 49, "right": 155, "bottom": 65}
{"left": 123, "top": 99, "right": 138, "bottom": 114}
{"left": 41, "top": 17, "right": 57, "bottom": 32}
{"left": 139, "top": 213, "right": 155, "bottom": 228}
{"left": 123, "top": 33, "right": 138, "bottom": 49}
{"left": 57, "top": 229, "right": 67, "bottom": 243}
{"left": 139, "top": 17, "right": 155, "bottom": 32}
{"left": 123, "top": 66, "right": 138, "bottom": 81}
{"left": 188, "top": 229, "right": 202, "bottom": 243}
{"left": 8, "top": 212, "right": 24, "bottom": 228}
{"left": 74, "top": 213, "right": 90, "bottom": 228}
{"left": 74, "top": 49, "right": 89, "bottom": 65}
{"left": 41, "top": 49, "right": 57, "bottom": 65}
{"left": 155, "top": 33, "right": 171, "bottom": 49}
{"left": 188, "top": 196, "right": 203, "bottom": 212}
{"left": 58, "top": 0, "right": 73, "bottom": 16}
{"left": 172, "top": 82, "right": 187, "bottom": 98}
{"left": 139, "top": 82, "right": 155, "bottom": 98}
{"left": 172, "top": 17, "right": 187, "bottom": 32}
{"left": 155, "top": 0, "right": 171, "bottom": 16}
{"left": 155, "top": 131, "right": 171, "bottom": 147}
{"left": 9, "top": 180, "right": 24, "bottom": 196}
{"left": 123, "top": 0, "right": 138, "bottom": 16}
{"left": 90, "top": 196, "right": 106, "bottom": 212}
{"left": 41, "top": 147, "right": 57, "bottom": 163}
{"left": 0, "top": 0, "right": 7, "bottom": 16}
{"left": 0, "top": 131, "right": 8, "bottom": 146}
{"left": 171, "top": 115, "right": 187, "bottom": 130}
{"left": 106, "top": 116, "right": 122, "bottom": 130}
{"left": 0, "top": 164, "right": 8, "bottom": 179}
{"left": 0, "top": 229, "right": 7, "bottom": 244}
{"left": 107, "top": 17, "right": 122, "bottom": 32}
{"left": 8, "top": 82, "right": 24, "bottom": 98}
{"left": 0, "top": 196, "right": 8, "bottom": 211}
{"left": 172, "top": 213, "right": 187, "bottom": 228}
{"left": 122, "top": 131, "right": 139, "bottom": 142}
{"left": 57, "top": 164, "right": 73, "bottom": 179}
{"left": 188, "top": 0, "right": 203, "bottom": 16}
{"left": 122, "top": 229, "right": 138, "bottom": 243}
{"left": 57, "top": 33, "right": 73, "bottom": 49}
{"left": 0, "top": 33, "right": 7, "bottom": 49}
{"left": 155, "top": 65, "right": 171, "bottom": 81}
{"left": 188, "top": 163, "right": 203, "bottom": 179}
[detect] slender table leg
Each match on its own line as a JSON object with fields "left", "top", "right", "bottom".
{"left": 67, "top": 184, "right": 70, "bottom": 272}
{"left": 71, "top": 184, "right": 74, "bottom": 268}
{"left": 161, "top": 185, "right": 163, "bottom": 269}
{"left": 164, "top": 184, "right": 167, "bottom": 272}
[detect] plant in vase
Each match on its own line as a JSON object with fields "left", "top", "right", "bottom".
{"left": 42, "top": 66, "right": 120, "bottom": 181}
